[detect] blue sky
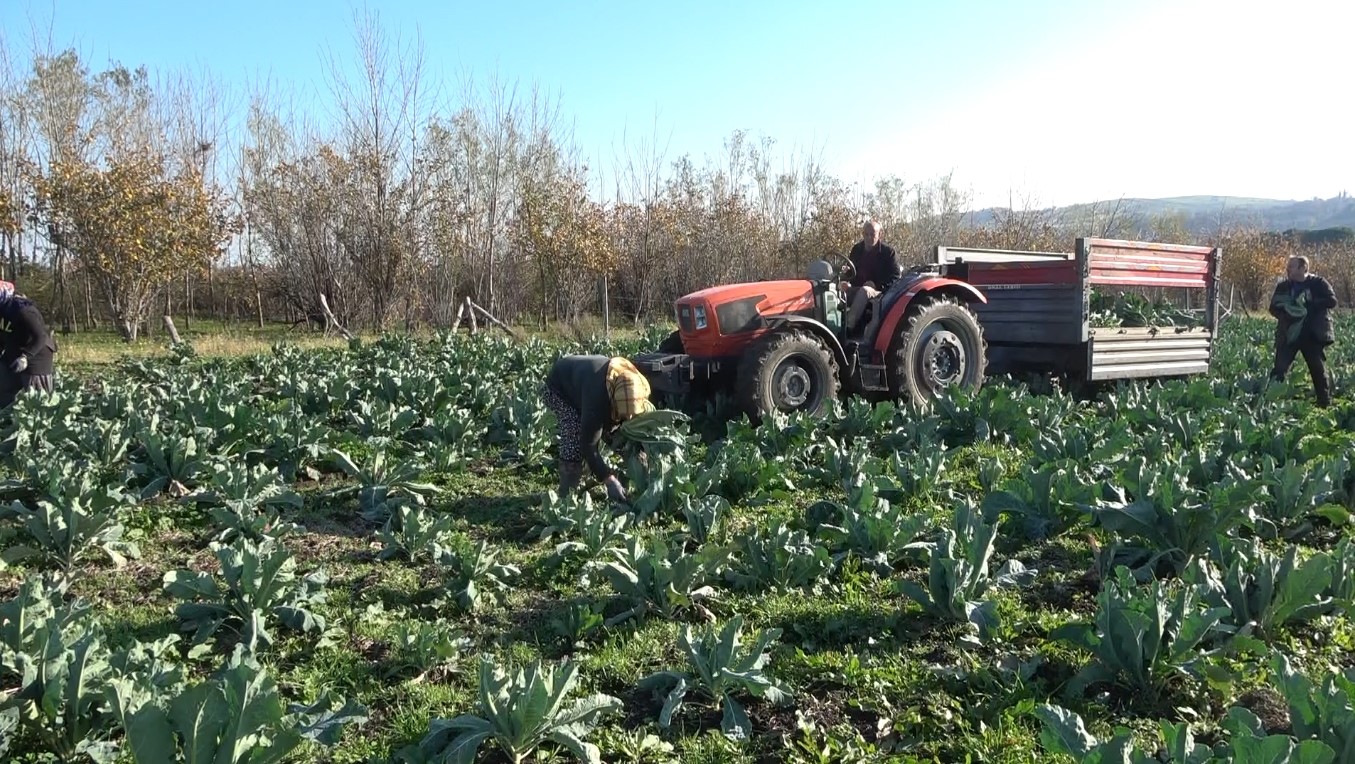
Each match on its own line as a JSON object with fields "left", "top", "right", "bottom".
{"left": 3, "top": 0, "right": 1350, "bottom": 208}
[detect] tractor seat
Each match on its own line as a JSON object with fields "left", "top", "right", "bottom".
{"left": 806, "top": 260, "right": 835, "bottom": 282}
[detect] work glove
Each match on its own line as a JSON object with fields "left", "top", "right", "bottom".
{"left": 9, "top": 356, "right": 26, "bottom": 374}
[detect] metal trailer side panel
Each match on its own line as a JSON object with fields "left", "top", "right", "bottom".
{"left": 1080, "top": 237, "right": 1216, "bottom": 289}
{"left": 1206, "top": 245, "right": 1224, "bottom": 338}
{"left": 1087, "top": 327, "right": 1214, "bottom": 380}
{"left": 935, "top": 248, "right": 1088, "bottom": 376}
{"left": 946, "top": 255, "right": 1084, "bottom": 346}
{"left": 1076, "top": 238, "right": 1221, "bottom": 380}
{"left": 935, "top": 245, "right": 1074, "bottom": 265}
{"left": 961, "top": 286, "right": 1086, "bottom": 346}
{"left": 956, "top": 276, "right": 1089, "bottom": 377}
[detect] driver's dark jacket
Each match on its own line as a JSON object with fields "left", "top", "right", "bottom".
{"left": 848, "top": 241, "right": 903, "bottom": 292}
{"left": 1268, "top": 275, "right": 1336, "bottom": 346}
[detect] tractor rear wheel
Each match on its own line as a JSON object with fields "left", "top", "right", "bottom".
{"left": 887, "top": 296, "right": 986, "bottom": 402}
{"left": 736, "top": 329, "right": 839, "bottom": 420}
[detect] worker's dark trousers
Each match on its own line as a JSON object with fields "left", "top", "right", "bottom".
{"left": 1271, "top": 340, "right": 1331, "bottom": 407}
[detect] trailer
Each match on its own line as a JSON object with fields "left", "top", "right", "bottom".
{"left": 936, "top": 237, "right": 1223, "bottom": 382}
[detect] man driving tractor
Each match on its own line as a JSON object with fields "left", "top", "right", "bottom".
{"left": 841, "top": 220, "right": 902, "bottom": 338}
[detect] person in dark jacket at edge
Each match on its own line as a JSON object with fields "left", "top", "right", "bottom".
{"left": 842, "top": 219, "right": 902, "bottom": 338}
{"left": 541, "top": 354, "right": 655, "bottom": 503}
{"left": 0, "top": 280, "right": 57, "bottom": 408}
{"left": 1269, "top": 255, "right": 1337, "bottom": 407}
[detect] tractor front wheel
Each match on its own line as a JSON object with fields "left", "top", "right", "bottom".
{"left": 887, "top": 296, "right": 986, "bottom": 402}
{"left": 736, "top": 329, "right": 839, "bottom": 420}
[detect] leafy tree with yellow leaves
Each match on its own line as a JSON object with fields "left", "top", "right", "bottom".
{"left": 514, "top": 159, "right": 617, "bottom": 326}
{"left": 32, "top": 151, "right": 237, "bottom": 340}
{"left": 0, "top": 186, "right": 18, "bottom": 238}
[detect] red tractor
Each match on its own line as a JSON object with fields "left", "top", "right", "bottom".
{"left": 633, "top": 237, "right": 1223, "bottom": 419}
{"left": 633, "top": 254, "right": 988, "bottom": 418}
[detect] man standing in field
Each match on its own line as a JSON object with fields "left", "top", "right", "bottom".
{"left": 1269, "top": 256, "right": 1337, "bottom": 407}
{"left": 843, "top": 220, "right": 902, "bottom": 337}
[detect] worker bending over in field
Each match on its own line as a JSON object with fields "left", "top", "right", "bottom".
{"left": 542, "top": 354, "right": 655, "bottom": 502}
{"left": 1269, "top": 255, "right": 1337, "bottom": 407}
{"left": 0, "top": 280, "right": 56, "bottom": 408}
{"left": 843, "top": 220, "right": 902, "bottom": 337}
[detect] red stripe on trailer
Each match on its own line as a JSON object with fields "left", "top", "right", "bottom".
{"left": 967, "top": 264, "right": 1080, "bottom": 286}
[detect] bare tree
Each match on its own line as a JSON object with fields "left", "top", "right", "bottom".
{"left": 608, "top": 109, "right": 674, "bottom": 320}
{"left": 158, "top": 65, "right": 234, "bottom": 324}
{"left": 321, "top": 8, "right": 427, "bottom": 329}
{"left": 0, "top": 33, "right": 32, "bottom": 281}
{"left": 466, "top": 70, "right": 519, "bottom": 316}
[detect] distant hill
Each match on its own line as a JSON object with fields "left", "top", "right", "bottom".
{"left": 964, "top": 194, "right": 1355, "bottom": 235}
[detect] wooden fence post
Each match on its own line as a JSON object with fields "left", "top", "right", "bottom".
{"left": 601, "top": 274, "right": 610, "bottom": 342}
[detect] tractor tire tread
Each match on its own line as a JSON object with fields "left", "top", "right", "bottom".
{"left": 736, "top": 329, "right": 840, "bottom": 421}
{"left": 887, "top": 295, "right": 987, "bottom": 402}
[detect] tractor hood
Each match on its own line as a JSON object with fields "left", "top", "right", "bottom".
{"left": 674, "top": 279, "right": 816, "bottom": 337}
{"left": 680, "top": 279, "right": 812, "bottom": 307}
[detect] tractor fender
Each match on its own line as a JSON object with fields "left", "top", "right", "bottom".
{"left": 763, "top": 315, "right": 850, "bottom": 372}
{"left": 872, "top": 278, "right": 988, "bottom": 357}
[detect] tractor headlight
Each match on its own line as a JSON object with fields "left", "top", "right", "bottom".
{"left": 693, "top": 305, "right": 708, "bottom": 330}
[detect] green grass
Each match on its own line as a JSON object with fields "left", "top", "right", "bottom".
{"left": 54, "top": 316, "right": 654, "bottom": 373}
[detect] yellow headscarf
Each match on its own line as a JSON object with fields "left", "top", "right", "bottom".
{"left": 606, "top": 357, "right": 655, "bottom": 422}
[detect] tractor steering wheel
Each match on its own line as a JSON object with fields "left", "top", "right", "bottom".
{"left": 837, "top": 255, "right": 856, "bottom": 284}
